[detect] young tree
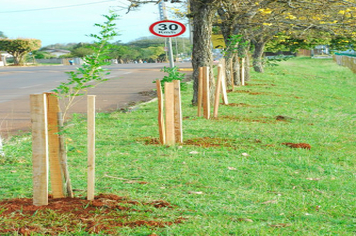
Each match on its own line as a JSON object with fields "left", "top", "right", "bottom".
{"left": 53, "top": 13, "right": 119, "bottom": 119}
{"left": 52, "top": 13, "right": 119, "bottom": 196}
{"left": 0, "top": 39, "right": 41, "bottom": 65}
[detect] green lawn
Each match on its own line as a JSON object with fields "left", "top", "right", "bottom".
{"left": 1, "top": 57, "right": 355, "bottom": 235}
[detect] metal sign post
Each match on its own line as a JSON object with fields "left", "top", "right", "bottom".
{"left": 149, "top": 2, "right": 186, "bottom": 68}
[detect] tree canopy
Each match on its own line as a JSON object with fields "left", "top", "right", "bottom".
{"left": 0, "top": 38, "right": 41, "bottom": 65}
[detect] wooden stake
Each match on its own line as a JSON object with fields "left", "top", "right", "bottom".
{"left": 221, "top": 68, "right": 229, "bottom": 105}
{"left": 30, "top": 94, "right": 49, "bottom": 206}
{"left": 156, "top": 80, "right": 166, "bottom": 145}
{"left": 213, "top": 65, "right": 223, "bottom": 118}
{"left": 87, "top": 95, "right": 96, "bottom": 201}
{"left": 241, "top": 57, "right": 245, "bottom": 86}
{"left": 44, "top": 93, "right": 64, "bottom": 199}
{"left": 165, "top": 82, "right": 175, "bottom": 146}
{"left": 231, "top": 59, "right": 235, "bottom": 91}
{"left": 203, "top": 66, "right": 210, "bottom": 119}
{"left": 197, "top": 67, "right": 203, "bottom": 117}
{"left": 173, "top": 80, "right": 183, "bottom": 144}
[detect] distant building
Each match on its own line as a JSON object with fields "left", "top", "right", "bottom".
{"left": 0, "top": 52, "right": 13, "bottom": 66}
{"left": 42, "top": 49, "right": 71, "bottom": 58}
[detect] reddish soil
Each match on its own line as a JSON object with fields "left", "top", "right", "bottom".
{"left": 275, "top": 115, "right": 294, "bottom": 122}
{"left": 0, "top": 194, "right": 185, "bottom": 235}
{"left": 282, "top": 142, "right": 311, "bottom": 150}
{"left": 138, "top": 137, "right": 237, "bottom": 148}
{"left": 184, "top": 137, "right": 233, "bottom": 148}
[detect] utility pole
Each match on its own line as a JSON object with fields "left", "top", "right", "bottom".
{"left": 158, "top": 1, "right": 175, "bottom": 68}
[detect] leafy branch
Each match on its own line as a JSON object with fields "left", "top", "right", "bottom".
{"left": 52, "top": 13, "right": 119, "bottom": 119}
{"left": 154, "top": 66, "right": 187, "bottom": 93}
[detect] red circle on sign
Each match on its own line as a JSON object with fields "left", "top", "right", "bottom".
{"left": 149, "top": 20, "right": 186, "bottom": 38}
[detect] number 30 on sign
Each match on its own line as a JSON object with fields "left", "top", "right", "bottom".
{"left": 149, "top": 20, "right": 186, "bottom": 38}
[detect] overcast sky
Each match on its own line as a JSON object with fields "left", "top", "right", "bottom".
{"left": 0, "top": 0, "right": 189, "bottom": 47}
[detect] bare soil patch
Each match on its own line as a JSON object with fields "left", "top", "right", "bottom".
{"left": 0, "top": 194, "right": 184, "bottom": 235}
{"left": 138, "top": 137, "right": 238, "bottom": 148}
{"left": 184, "top": 137, "right": 234, "bottom": 148}
{"left": 282, "top": 142, "right": 311, "bottom": 150}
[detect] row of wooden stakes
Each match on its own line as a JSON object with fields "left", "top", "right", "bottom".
{"left": 30, "top": 93, "right": 96, "bottom": 206}
{"left": 30, "top": 61, "right": 246, "bottom": 205}
{"left": 156, "top": 60, "right": 246, "bottom": 145}
{"left": 199, "top": 58, "right": 246, "bottom": 119}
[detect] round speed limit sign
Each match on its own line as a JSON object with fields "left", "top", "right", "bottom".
{"left": 149, "top": 20, "right": 186, "bottom": 38}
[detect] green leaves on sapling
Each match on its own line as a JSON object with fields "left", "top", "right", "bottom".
{"left": 52, "top": 12, "right": 119, "bottom": 118}
{"left": 154, "top": 66, "right": 187, "bottom": 93}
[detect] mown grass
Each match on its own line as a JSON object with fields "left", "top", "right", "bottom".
{"left": 1, "top": 57, "right": 355, "bottom": 235}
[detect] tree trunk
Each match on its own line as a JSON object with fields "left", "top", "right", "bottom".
{"left": 190, "top": 0, "right": 216, "bottom": 105}
{"left": 244, "top": 51, "right": 251, "bottom": 82}
{"left": 252, "top": 40, "right": 266, "bottom": 73}
{"left": 232, "top": 54, "right": 240, "bottom": 86}
{"left": 217, "top": 8, "right": 240, "bottom": 87}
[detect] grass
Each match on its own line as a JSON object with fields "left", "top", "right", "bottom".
{"left": 1, "top": 57, "right": 356, "bottom": 235}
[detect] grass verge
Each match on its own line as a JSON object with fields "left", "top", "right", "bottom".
{"left": 1, "top": 57, "right": 355, "bottom": 235}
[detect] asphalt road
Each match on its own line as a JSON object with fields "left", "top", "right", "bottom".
{"left": 0, "top": 62, "right": 192, "bottom": 137}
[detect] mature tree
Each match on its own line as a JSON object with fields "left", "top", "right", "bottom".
{"left": 217, "top": 0, "right": 356, "bottom": 74}
{"left": 109, "top": 44, "right": 136, "bottom": 63}
{"left": 188, "top": 0, "right": 223, "bottom": 104}
{"left": 70, "top": 46, "right": 94, "bottom": 58}
{"left": 127, "top": 36, "right": 192, "bottom": 58}
{"left": 247, "top": 0, "right": 356, "bottom": 72}
{"left": 0, "top": 38, "right": 41, "bottom": 65}
{"left": 125, "top": 0, "right": 222, "bottom": 104}
{"left": 127, "top": 37, "right": 165, "bottom": 47}
{"left": 141, "top": 46, "right": 165, "bottom": 62}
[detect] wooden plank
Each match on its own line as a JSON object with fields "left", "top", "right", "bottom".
{"left": 44, "top": 92, "right": 64, "bottom": 199}
{"left": 197, "top": 67, "right": 203, "bottom": 117}
{"left": 165, "top": 82, "right": 175, "bottom": 146}
{"left": 241, "top": 57, "right": 245, "bottom": 86}
{"left": 203, "top": 66, "right": 210, "bottom": 119}
{"left": 156, "top": 80, "right": 166, "bottom": 145}
{"left": 221, "top": 67, "right": 229, "bottom": 105}
{"left": 173, "top": 80, "right": 183, "bottom": 144}
{"left": 231, "top": 59, "right": 235, "bottom": 91}
{"left": 87, "top": 95, "right": 96, "bottom": 201}
{"left": 30, "top": 94, "right": 49, "bottom": 206}
{"left": 213, "top": 65, "right": 223, "bottom": 118}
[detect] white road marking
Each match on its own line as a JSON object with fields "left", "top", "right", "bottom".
{"left": 20, "top": 84, "right": 43, "bottom": 89}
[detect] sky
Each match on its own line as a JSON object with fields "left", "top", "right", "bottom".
{"left": 0, "top": 0, "right": 189, "bottom": 47}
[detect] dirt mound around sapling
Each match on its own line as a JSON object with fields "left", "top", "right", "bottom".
{"left": 282, "top": 142, "right": 311, "bottom": 150}
{"left": 0, "top": 194, "right": 185, "bottom": 235}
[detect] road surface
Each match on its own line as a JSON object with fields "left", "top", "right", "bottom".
{"left": 0, "top": 62, "right": 192, "bottom": 137}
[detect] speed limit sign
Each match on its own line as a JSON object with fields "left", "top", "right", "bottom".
{"left": 149, "top": 20, "right": 186, "bottom": 38}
